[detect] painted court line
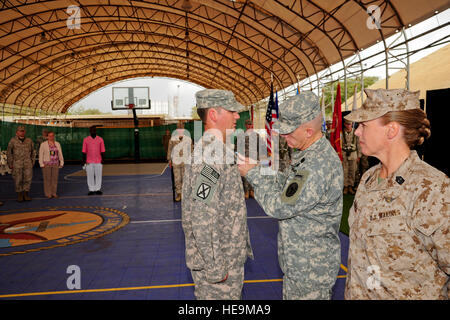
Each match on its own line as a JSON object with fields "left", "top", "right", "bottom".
{"left": 2, "top": 192, "right": 173, "bottom": 202}
{"left": 0, "top": 266, "right": 348, "bottom": 298}
{"left": 0, "top": 279, "right": 283, "bottom": 299}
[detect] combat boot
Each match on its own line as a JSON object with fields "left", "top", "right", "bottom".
{"left": 17, "top": 192, "right": 24, "bottom": 202}
{"left": 23, "top": 191, "right": 32, "bottom": 201}
{"left": 349, "top": 186, "right": 356, "bottom": 195}
{"left": 249, "top": 190, "right": 255, "bottom": 199}
{"left": 343, "top": 186, "right": 348, "bottom": 195}
{"left": 245, "top": 191, "right": 249, "bottom": 199}
{"left": 175, "top": 193, "right": 181, "bottom": 202}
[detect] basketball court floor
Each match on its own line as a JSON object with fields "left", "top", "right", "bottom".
{"left": 0, "top": 164, "right": 348, "bottom": 300}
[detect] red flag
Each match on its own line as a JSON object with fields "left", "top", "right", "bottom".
{"left": 330, "top": 83, "right": 343, "bottom": 161}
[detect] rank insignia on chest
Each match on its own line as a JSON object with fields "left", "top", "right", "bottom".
{"left": 281, "top": 170, "right": 309, "bottom": 205}
{"left": 395, "top": 176, "right": 405, "bottom": 185}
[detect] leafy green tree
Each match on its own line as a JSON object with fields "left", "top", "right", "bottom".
{"left": 190, "top": 106, "right": 200, "bottom": 120}
{"left": 322, "top": 76, "right": 379, "bottom": 118}
{"left": 67, "top": 105, "right": 108, "bottom": 115}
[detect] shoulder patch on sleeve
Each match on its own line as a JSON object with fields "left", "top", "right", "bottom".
{"left": 281, "top": 170, "right": 310, "bottom": 205}
{"left": 200, "top": 164, "right": 220, "bottom": 184}
{"left": 193, "top": 165, "right": 220, "bottom": 205}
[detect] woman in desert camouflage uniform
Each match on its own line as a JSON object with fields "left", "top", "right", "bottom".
{"left": 344, "top": 89, "right": 449, "bottom": 300}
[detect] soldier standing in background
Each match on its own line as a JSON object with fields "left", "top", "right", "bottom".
{"left": 167, "top": 122, "right": 192, "bottom": 202}
{"left": 182, "top": 89, "right": 253, "bottom": 300}
{"left": 325, "top": 120, "right": 332, "bottom": 140}
{"left": 237, "top": 119, "right": 266, "bottom": 198}
{"left": 238, "top": 91, "right": 343, "bottom": 300}
{"left": 342, "top": 119, "right": 361, "bottom": 195}
{"left": 278, "top": 135, "right": 291, "bottom": 172}
{"left": 7, "top": 125, "right": 36, "bottom": 202}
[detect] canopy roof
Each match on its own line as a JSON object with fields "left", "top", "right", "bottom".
{"left": 342, "top": 43, "right": 450, "bottom": 111}
{"left": 1, "top": 0, "right": 448, "bottom": 114}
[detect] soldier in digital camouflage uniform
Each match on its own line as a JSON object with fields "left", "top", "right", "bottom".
{"left": 167, "top": 122, "right": 193, "bottom": 202}
{"left": 7, "top": 125, "right": 36, "bottom": 202}
{"left": 182, "top": 89, "right": 253, "bottom": 300}
{"left": 344, "top": 88, "right": 449, "bottom": 300}
{"left": 238, "top": 91, "right": 344, "bottom": 300}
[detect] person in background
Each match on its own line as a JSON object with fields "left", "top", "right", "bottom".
{"left": 344, "top": 88, "right": 449, "bottom": 299}
{"left": 167, "top": 122, "right": 193, "bottom": 202}
{"left": 82, "top": 126, "right": 105, "bottom": 195}
{"left": 342, "top": 119, "right": 361, "bottom": 195}
{"left": 7, "top": 125, "right": 36, "bottom": 202}
{"left": 39, "top": 131, "right": 64, "bottom": 198}
{"left": 278, "top": 135, "right": 292, "bottom": 172}
{"left": 236, "top": 119, "right": 266, "bottom": 199}
{"left": 325, "top": 120, "right": 332, "bottom": 140}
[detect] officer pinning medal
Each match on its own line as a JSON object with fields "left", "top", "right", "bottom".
{"left": 238, "top": 91, "right": 344, "bottom": 300}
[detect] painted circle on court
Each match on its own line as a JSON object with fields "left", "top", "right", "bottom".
{"left": 0, "top": 206, "right": 129, "bottom": 256}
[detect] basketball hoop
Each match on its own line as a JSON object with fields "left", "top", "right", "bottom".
{"left": 111, "top": 87, "right": 150, "bottom": 111}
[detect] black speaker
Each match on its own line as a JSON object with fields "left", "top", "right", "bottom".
{"left": 424, "top": 88, "right": 450, "bottom": 176}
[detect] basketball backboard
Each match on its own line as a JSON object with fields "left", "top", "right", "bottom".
{"left": 111, "top": 87, "right": 151, "bottom": 110}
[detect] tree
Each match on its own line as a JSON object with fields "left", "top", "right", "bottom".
{"left": 67, "top": 105, "right": 108, "bottom": 115}
{"left": 322, "top": 76, "right": 379, "bottom": 119}
{"left": 190, "top": 106, "right": 200, "bottom": 120}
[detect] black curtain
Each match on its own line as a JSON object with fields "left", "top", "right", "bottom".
{"left": 423, "top": 88, "right": 450, "bottom": 176}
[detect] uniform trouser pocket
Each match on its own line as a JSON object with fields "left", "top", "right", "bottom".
{"left": 191, "top": 264, "right": 244, "bottom": 300}
{"left": 283, "top": 275, "right": 332, "bottom": 300}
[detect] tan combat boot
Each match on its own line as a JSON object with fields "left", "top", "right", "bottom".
{"left": 17, "top": 192, "right": 24, "bottom": 202}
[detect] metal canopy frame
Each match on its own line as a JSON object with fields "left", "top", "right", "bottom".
{"left": 0, "top": 0, "right": 449, "bottom": 120}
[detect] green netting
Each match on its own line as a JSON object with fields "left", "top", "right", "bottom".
{"left": 0, "top": 111, "right": 250, "bottom": 161}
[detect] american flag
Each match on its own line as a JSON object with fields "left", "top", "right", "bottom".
{"left": 265, "top": 83, "right": 278, "bottom": 156}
